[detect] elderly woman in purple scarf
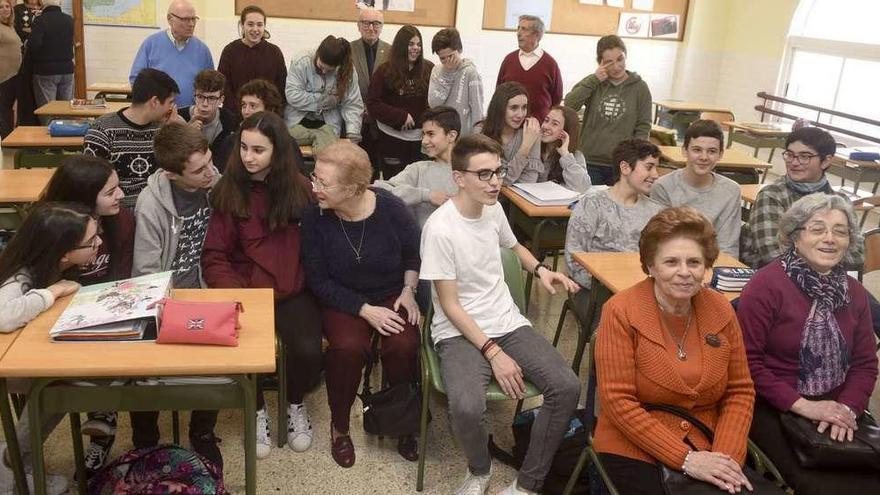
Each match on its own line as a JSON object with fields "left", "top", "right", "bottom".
{"left": 737, "top": 193, "right": 879, "bottom": 495}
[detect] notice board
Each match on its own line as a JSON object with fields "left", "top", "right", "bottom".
{"left": 236, "top": 0, "right": 457, "bottom": 28}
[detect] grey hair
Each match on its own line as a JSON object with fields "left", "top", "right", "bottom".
{"left": 518, "top": 15, "right": 545, "bottom": 37}
{"left": 778, "top": 193, "right": 861, "bottom": 266}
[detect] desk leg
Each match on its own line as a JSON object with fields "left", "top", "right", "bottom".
{"left": 70, "top": 412, "right": 88, "bottom": 494}
{"left": 571, "top": 283, "right": 604, "bottom": 374}
{"left": 235, "top": 375, "right": 258, "bottom": 495}
{"left": 524, "top": 218, "right": 551, "bottom": 308}
{"left": 28, "top": 379, "right": 50, "bottom": 495}
{"left": 0, "top": 379, "right": 28, "bottom": 495}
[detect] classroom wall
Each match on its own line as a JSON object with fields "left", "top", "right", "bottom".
{"left": 84, "top": 0, "right": 798, "bottom": 122}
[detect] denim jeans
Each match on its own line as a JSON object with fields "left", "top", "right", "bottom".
{"left": 32, "top": 73, "right": 73, "bottom": 124}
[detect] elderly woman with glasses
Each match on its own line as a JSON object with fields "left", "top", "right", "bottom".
{"left": 301, "top": 140, "right": 421, "bottom": 468}
{"left": 738, "top": 193, "right": 880, "bottom": 495}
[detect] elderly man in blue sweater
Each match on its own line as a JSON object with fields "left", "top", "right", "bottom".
{"left": 129, "top": 0, "right": 213, "bottom": 107}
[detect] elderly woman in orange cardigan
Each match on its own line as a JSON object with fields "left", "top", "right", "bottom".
{"left": 593, "top": 206, "right": 756, "bottom": 495}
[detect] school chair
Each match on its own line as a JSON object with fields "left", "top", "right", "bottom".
{"left": 861, "top": 228, "right": 880, "bottom": 279}
{"left": 552, "top": 284, "right": 610, "bottom": 375}
{"left": 416, "top": 247, "right": 541, "bottom": 492}
{"left": 852, "top": 197, "right": 880, "bottom": 229}
{"left": 562, "top": 333, "right": 789, "bottom": 495}
{"left": 698, "top": 111, "right": 736, "bottom": 132}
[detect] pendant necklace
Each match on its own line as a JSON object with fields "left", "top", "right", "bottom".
{"left": 658, "top": 302, "right": 693, "bottom": 361}
{"left": 338, "top": 215, "right": 366, "bottom": 264}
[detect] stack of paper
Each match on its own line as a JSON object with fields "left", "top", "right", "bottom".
{"left": 69, "top": 98, "right": 108, "bottom": 109}
{"left": 511, "top": 182, "right": 582, "bottom": 206}
{"left": 49, "top": 271, "right": 172, "bottom": 342}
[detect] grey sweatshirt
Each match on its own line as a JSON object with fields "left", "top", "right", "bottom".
{"left": 132, "top": 170, "right": 219, "bottom": 283}
{"left": 0, "top": 269, "right": 55, "bottom": 332}
{"left": 373, "top": 160, "right": 458, "bottom": 226}
{"left": 427, "top": 58, "right": 484, "bottom": 136}
{"left": 651, "top": 169, "right": 741, "bottom": 257}
{"left": 536, "top": 150, "right": 592, "bottom": 193}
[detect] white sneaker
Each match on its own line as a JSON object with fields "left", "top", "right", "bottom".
{"left": 255, "top": 408, "right": 271, "bottom": 459}
{"left": 0, "top": 442, "right": 69, "bottom": 495}
{"left": 286, "top": 403, "right": 313, "bottom": 452}
{"left": 454, "top": 467, "right": 492, "bottom": 495}
{"left": 496, "top": 478, "right": 536, "bottom": 495}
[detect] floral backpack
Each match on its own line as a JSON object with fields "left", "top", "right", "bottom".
{"left": 88, "top": 444, "right": 226, "bottom": 495}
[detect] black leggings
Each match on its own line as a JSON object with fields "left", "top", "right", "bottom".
{"left": 257, "top": 291, "right": 323, "bottom": 409}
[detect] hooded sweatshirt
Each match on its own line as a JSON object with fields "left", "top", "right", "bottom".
{"left": 427, "top": 58, "right": 484, "bottom": 136}
{"left": 564, "top": 71, "right": 652, "bottom": 167}
{"left": 132, "top": 170, "right": 219, "bottom": 287}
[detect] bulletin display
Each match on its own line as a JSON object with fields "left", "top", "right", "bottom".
{"left": 482, "top": 0, "right": 690, "bottom": 42}
{"left": 235, "top": 0, "right": 457, "bottom": 28}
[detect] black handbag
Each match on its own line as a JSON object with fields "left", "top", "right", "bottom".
{"left": 779, "top": 410, "right": 880, "bottom": 470}
{"left": 643, "top": 404, "right": 786, "bottom": 495}
{"left": 358, "top": 335, "right": 422, "bottom": 437}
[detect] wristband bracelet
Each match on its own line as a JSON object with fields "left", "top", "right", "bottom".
{"left": 480, "top": 339, "right": 496, "bottom": 356}
{"left": 682, "top": 450, "right": 694, "bottom": 477}
{"left": 487, "top": 347, "right": 502, "bottom": 361}
{"left": 534, "top": 263, "right": 551, "bottom": 277}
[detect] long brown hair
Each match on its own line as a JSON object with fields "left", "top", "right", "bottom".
{"left": 315, "top": 35, "right": 353, "bottom": 98}
{"left": 0, "top": 202, "right": 94, "bottom": 289}
{"left": 211, "top": 112, "right": 310, "bottom": 230}
{"left": 384, "top": 24, "right": 429, "bottom": 95}
{"left": 541, "top": 106, "right": 581, "bottom": 183}
{"left": 480, "top": 81, "right": 528, "bottom": 144}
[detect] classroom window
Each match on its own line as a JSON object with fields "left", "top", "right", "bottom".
{"left": 781, "top": 0, "right": 880, "bottom": 137}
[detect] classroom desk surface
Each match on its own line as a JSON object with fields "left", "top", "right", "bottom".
{"left": 653, "top": 100, "right": 733, "bottom": 114}
{"left": 658, "top": 146, "right": 773, "bottom": 172}
{"left": 724, "top": 121, "right": 790, "bottom": 137}
{"left": 572, "top": 251, "right": 745, "bottom": 300}
{"left": 740, "top": 183, "right": 764, "bottom": 205}
{"left": 0, "top": 288, "right": 275, "bottom": 378}
{"left": 301, "top": 144, "right": 313, "bottom": 158}
{"left": 34, "top": 100, "right": 127, "bottom": 118}
{"left": 0, "top": 168, "right": 56, "bottom": 203}
{"left": 501, "top": 186, "right": 573, "bottom": 218}
{"left": 2, "top": 126, "right": 85, "bottom": 148}
{"left": 87, "top": 82, "right": 132, "bottom": 94}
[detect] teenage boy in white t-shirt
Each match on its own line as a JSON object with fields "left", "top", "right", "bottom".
{"left": 420, "top": 133, "right": 581, "bottom": 495}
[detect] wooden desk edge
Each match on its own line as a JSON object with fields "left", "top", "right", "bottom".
{"left": 501, "top": 187, "right": 573, "bottom": 218}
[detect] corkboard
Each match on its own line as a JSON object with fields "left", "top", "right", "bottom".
{"left": 235, "top": 0, "right": 457, "bottom": 28}
{"left": 482, "top": 0, "right": 689, "bottom": 41}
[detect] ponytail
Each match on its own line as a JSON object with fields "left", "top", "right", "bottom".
{"left": 316, "top": 36, "right": 354, "bottom": 98}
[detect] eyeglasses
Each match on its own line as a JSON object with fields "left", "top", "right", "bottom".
{"left": 72, "top": 234, "right": 101, "bottom": 251}
{"left": 358, "top": 20, "right": 383, "bottom": 28}
{"left": 782, "top": 150, "right": 820, "bottom": 164}
{"left": 195, "top": 93, "right": 222, "bottom": 103}
{"left": 310, "top": 173, "right": 342, "bottom": 192}
{"left": 797, "top": 223, "right": 850, "bottom": 239}
{"left": 170, "top": 13, "right": 199, "bottom": 24}
{"left": 461, "top": 166, "right": 508, "bottom": 182}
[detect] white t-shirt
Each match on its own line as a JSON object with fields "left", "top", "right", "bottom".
{"left": 420, "top": 200, "right": 531, "bottom": 344}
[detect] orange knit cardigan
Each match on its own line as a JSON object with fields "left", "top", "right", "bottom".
{"left": 592, "top": 278, "right": 755, "bottom": 468}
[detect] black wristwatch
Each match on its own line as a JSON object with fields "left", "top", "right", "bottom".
{"left": 534, "top": 263, "right": 551, "bottom": 278}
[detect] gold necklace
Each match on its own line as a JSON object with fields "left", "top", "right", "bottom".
{"left": 657, "top": 302, "right": 693, "bottom": 361}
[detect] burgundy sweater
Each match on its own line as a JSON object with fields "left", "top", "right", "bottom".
{"left": 496, "top": 50, "right": 563, "bottom": 122}
{"left": 366, "top": 61, "right": 433, "bottom": 130}
{"left": 217, "top": 39, "right": 288, "bottom": 112}
{"left": 79, "top": 208, "right": 135, "bottom": 285}
{"left": 201, "top": 176, "right": 312, "bottom": 301}
{"left": 737, "top": 260, "right": 879, "bottom": 415}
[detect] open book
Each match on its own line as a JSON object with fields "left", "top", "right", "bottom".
{"left": 511, "top": 182, "right": 582, "bottom": 206}
{"left": 49, "top": 272, "right": 173, "bottom": 342}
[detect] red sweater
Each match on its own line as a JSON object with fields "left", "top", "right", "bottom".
{"left": 366, "top": 61, "right": 433, "bottom": 129}
{"left": 496, "top": 50, "right": 563, "bottom": 122}
{"left": 201, "top": 177, "right": 312, "bottom": 301}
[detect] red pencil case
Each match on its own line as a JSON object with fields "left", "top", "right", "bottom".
{"left": 152, "top": 298, "right": 244, "bottom": 346}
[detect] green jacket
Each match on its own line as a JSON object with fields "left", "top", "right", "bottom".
{"left": 564, "top": 71, "right": 652, "bottom": 167}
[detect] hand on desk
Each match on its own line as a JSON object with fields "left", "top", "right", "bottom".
{"left": 48, "top": 279, "right": 80, "bottom": 299}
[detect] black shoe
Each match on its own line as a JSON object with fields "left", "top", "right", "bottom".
{"left": 190, "top": 432, "right": 223, "bottom": 471}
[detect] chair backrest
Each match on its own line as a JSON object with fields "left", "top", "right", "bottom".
{"left": 862, "top": 228, "right": 880, "bottom": 275}
{"left": 698, "top": 111, "right": 736, "bottom": 131}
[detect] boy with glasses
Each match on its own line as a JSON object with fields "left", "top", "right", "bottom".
{"left": 177, "top": 70, "right": 240, "bottom": 169}
{"left": 420, "top": 133, "right": 580, "bottom": 495}
{"left": 651, "top": 120, "right": 741, "bottom": 257}
{"left": 746, "top": 126, "right": 859, "bottom": 267}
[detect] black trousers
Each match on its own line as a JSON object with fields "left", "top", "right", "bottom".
{"left": 257, "top": 290, "right": 323, "bottom": 409}
{"left": 750, "top": 398, "right": 880, "bottom": 495}
{"left": 130, "top": 409, "right": 218, "bottom": 448}
{"left": 597, "top": 453, "right": 663, "bottom": 495}
{"left": 0, "top": 74, "right": 17, "bottom": 139}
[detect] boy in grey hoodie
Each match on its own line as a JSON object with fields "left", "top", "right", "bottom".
{"left": 564, "top": 35, "right": 652, "bottom": 186}
{"left": 428, "top": 28, "right": 484, "bottom": 136}
{"left": 85, "top": 122, "right": 223, "bottom": 475}
{"left": 374, "top": 106, "right": 460, "bottom": 227}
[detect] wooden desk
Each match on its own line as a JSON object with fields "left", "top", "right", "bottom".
{"left": 724, "top": 121, "right": 789, "bottom": 161}
{"left": 0, "top": 168, "right": 56, "bottom": 203}
{"left": 658, "top": 146, "right": 773, "bottom": 183}
{"left": 501, "top": 187, "right": 572, "bottom": 307}
{"left": 829, "top": 153, "right": 880, "bottom": 195}
{"left": 34, "top": 100, "right": 127, "bottom": 118}
{"left": 0, "top": 331, "right": 27, "bottom": 494}
{"left": 87, "top": 82, "right": 131, "bottom": 96}
{"left": 301, "top": 144, "right": 313, "bottom": 158}
{"left": 740, "top": 183, "right": 765, "bottom": 205}
{"left": 654, "top": 100, "right": 734, "bottom": 115}
{"left": 2, "top": 126, "right": 84, "bottom": 149}
{"left": 0, "top": 288, "right": 275, "bottom": 495}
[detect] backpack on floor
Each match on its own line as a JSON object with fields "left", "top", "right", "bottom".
{"left": 488, "top": 407, "right": 589, "bottom": 495}
{"left": 88, "top": 444, "right": 226, "bottom": 495}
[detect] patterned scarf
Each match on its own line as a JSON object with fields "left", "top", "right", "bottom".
{"left": 784, "top": 174, "right": 830, "bottom": 195}
{"left": 780, "top": 248, "right": 851, "bottom": 396}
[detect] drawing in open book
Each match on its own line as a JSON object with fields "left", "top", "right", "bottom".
{"left": 50, "top": 271, "right": 173, "bottom": 337}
